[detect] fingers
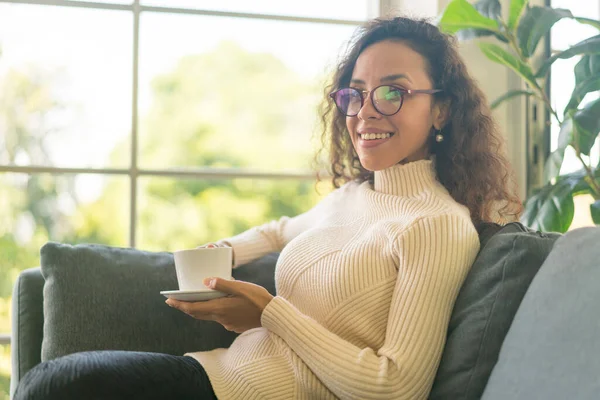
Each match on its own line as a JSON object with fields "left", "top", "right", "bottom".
{"left": 197, "top": 243, "right": 217, "bottom": 249}
{"left": 166, "top": 298, "right": 217, "bottom": 319}
{"left": 203, "top": 277, "right": 243, "bottom": 296}
{"left": 197, "top": 242, "right": 231, "bottom": 249}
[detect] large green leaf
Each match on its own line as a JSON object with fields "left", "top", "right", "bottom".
{"left": 458, "top": 31, "right": 508, "bottom": 41}
{"left": 490, "top": 89, "right": 534, "bottom": 109}
{"left": 521, "top": 179, "right": 576, "bottom": 232}
{"left": 544, "top": 149, "right": 565, "bottom": 182}
{"left": 544, "top": 117, "right": 573, "bottom": 182}
{"left": 557, "top": 115, "right": 575, "bottom": 150}
{"left": 574, "top": 54, "right": 600, "bottom": 86}
{"left": 439, "top": 0, "right": 500, "bottom": 34}
{"left": 478, "top": 42, "right": 540, "bottom": 90}
{"left": 572, "top": 97, "right": 600, "bottom": 156}
{"left": 508, "top": 0, "right": 528, "bottom": 31}
{"left": 556, "top": 115, "right": 574, "bottom": 151}
{"left": 575, "top": 17, "right": 600, "bottom": 30}
{"left": 562, "top": 169, "right": 594, "bottom": 196}
{"left": 536, "top": 34, "right": 600, "bottom": 78}
{"left": 563, "top": 76, "right": 600, "bottom": 115}
{"left": 591, "top": 199, "right": 600, "bottom": 224}
{"left": 475, "top": 0, "right": 502, "bottom": 21}
{"left": 517, "top": 7, "right": 573, "bottom": 58}
{"left": 456, "top": 0, "right": 508, "bottom": 42}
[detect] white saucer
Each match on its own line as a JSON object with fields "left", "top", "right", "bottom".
{"left": 161, "top": 289, "right": 228, "bottom": 302}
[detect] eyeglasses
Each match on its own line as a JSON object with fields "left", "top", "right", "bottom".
{"left": 329, "top": 85, "right": 442, "bottom": 117}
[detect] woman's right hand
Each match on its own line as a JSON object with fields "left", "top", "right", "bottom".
{"left": 197, "top": 242, "right": 235, "bottom": 265}
{"left": 197, "top": 243, "right": 225, "bottom": 249}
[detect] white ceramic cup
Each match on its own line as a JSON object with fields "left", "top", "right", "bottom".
{"left": 174, "top": 247, "right": 232, "bottom": 291}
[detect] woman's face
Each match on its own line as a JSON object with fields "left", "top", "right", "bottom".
{"left": 346, "top": 40, "right": 446, "bottom": 171}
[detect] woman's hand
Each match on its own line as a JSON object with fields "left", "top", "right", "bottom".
{"left": 165, "top": 278, "right": 274, "bottom": 333}
{"left": 197, "top": 242, "right": 235, "bottom": 266}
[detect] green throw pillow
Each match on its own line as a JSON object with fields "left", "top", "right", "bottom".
{"left": 40, "top": 242, "right": 277, "bottom": 362}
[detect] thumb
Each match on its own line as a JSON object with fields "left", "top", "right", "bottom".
{"left": 203, "top": 277, "right": 241, "bottom": 295}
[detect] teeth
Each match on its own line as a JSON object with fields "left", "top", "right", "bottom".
{"left": 360, "top": 133, "right": 392, "bottom": 140}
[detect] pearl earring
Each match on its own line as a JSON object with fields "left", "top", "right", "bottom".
{"left": 435, "top": 130, "right": 444, "bottom": 143}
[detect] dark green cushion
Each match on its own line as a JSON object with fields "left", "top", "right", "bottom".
{"left": 40, "top": 242, "right": 277, "bottom": 362}
{"left": 429, "top": 222, "right": 561, "bottom": 400}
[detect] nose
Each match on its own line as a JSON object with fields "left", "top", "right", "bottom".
{"left": 356, "top": 90, "right": 382, "bottom": 121}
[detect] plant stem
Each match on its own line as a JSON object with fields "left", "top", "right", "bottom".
{"left": 537, "top": 85, "right": 562, "bottom": 125}
{"left": 497, "top": 19, "right": 598, "bottom": 199}
{"left": 575, "top": 151, "right": 600, "bottom": 199}
{"left": 501, "top": 21, "right": 562, "bottom": 125}
{"left": 501, "top": 20, "right": 524, "bottom": 61}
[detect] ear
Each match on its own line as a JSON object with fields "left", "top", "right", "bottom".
{"left": 432, "top": 99, "right": 450, "bottom": 130}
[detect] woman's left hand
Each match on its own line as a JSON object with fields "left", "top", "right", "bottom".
{"left": 165, "top": 278, "right": 274, "bottom": 333}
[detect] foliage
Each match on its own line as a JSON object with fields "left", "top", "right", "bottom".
{"left": 439, "top": 0, "right": 600, "bottom": 232}
{"left": 0, "top": 345, "right": 8, "bottom": 400}
{"left": 0, "top": 41, "right": 331, "bottom": 396}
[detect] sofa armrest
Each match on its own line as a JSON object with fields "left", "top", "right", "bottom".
{"left": 10, "top": 267, "right": 44, "bottom": 398}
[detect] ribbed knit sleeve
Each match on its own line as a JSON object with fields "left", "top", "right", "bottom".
{"left": 220, "top": 186, "right": 346, "bottom": 268}
{"left": 260, "top": 214, "right": 479, "bottom": 400}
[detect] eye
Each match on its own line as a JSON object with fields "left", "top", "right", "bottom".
{"left": 385, "top": 88, "right": 402, "bottom": 101}
{"left": 378, "top": 86, "right": 403, "bottom": 102}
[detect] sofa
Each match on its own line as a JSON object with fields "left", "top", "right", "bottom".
{"left": 9, "top": 222, "right": 600, "bottom": 399}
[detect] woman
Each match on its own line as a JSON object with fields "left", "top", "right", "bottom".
{"left": 15, "top": 16, "right": 521, "bottom": 400}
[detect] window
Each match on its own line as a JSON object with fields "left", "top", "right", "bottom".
{"left": 549, "top": 0, "right": 600, "bottom": 229}
{"left": 0, "top": 0, "right": 376, "bottom": 395}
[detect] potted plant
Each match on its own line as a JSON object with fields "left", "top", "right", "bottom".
{"left": 438, "top": 0, "right": 600, "bottom": 232}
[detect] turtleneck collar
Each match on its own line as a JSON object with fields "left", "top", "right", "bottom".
{"left": 372, "top": 159, "right": 438, "bottom": 197}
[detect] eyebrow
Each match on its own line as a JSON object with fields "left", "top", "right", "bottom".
{"left": 350, "top": 74, "right": 413, "bottom": 85}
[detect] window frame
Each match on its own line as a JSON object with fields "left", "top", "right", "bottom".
{"left": 546, "top": 0, "right": 600, "bottom": 167}
{"left": 0, "top": 0, "right": 385, "bottom": 345}
{"left": 0, "top": 0, "right": 376, "bottom": 248}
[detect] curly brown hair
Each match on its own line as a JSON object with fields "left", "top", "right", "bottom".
{"left": 316, "top": 16, "right": 522, "bottom": 226}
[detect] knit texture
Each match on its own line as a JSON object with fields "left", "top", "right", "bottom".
{"left": 187, "top": 159, "right": 480, "bottom": 399}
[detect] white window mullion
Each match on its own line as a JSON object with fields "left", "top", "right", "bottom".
{"left": 130, "top": 0, "right": 140, "bottom": 248}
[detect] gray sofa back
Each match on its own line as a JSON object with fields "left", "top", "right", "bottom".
{"left": 14, "top": 224, "right": 600, "bottom": 399}
{"left": 482, "top": 226, "right": 600, "bottom": 399}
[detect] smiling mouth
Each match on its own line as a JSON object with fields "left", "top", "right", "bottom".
{"left": 358, "top": 132, "right": 395, "bottom": 141}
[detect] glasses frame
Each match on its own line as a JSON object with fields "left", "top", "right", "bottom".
{"left": 329, "top": 85, "right": 443, "bottom": 117}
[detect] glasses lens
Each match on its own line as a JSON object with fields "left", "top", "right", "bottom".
{"left": 373, "top": 85, "right": 403, "bottom": 115}
{"left": 334, "top": 88, "right": 362, "bottom": 116}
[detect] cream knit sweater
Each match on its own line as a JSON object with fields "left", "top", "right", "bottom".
{"left": 187, "top": 159, "right": 480, "bottom": 400}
